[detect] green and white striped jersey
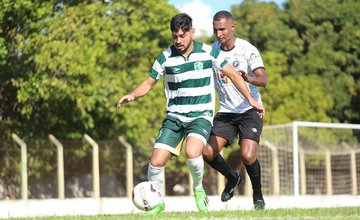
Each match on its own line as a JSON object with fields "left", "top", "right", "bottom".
{"left": 150, "top": 41, "right": 227, "bottom": 123}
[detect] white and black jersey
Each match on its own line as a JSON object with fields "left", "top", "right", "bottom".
{"left": 212, "top": 38, "right": 264, "bottom": 113}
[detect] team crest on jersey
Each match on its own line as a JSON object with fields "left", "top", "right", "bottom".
{"left": 232, "top": 60, "right": 239, "bottom": 68}
{"left": 250, "top": 53, "right": 260, "bottom": 61}
{"left": 194, "top": 62, "right": 203, "bottom": 71}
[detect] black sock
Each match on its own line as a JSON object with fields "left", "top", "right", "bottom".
{"left": 205, "top": 154, "right": 232, "bottom": 177}
{"left": 245, "top": 159, "right": 263, "bottom": 201}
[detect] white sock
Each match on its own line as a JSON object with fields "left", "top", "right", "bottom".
{"left": 186, "top": 156, "right": 204, "bottom": 190}
{"left": 147, "top": 163, "right": 164, "bottom": 192}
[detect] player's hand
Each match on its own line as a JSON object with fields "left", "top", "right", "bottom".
{"left": 257, "top": 107, "right": 265, "bottom": 117}
{"left": 239, "top": 69, "right": 251, "bottom": 83}
{"left": 249, "top": 99, "right": 265, "bottom": 117}
{"left": 117, "top": 93, "right": 135, "bottom": 108}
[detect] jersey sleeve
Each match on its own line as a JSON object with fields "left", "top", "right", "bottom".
{"left": 149, "top": 52, "right": 166, "bottom": 80}
{"left": 210, "top": 46, "right": 228, "bottom": 71}
{"left": 243, "top": 42, "right": 264, "bottom": 71}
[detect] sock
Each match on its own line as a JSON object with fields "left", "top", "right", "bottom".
{"left": 205, "top": 154, "right": 232, "bottom": 177}
{"left": 147, "top": 163, "right": 164, "bottom": 192}
{"left": 245, "top": 159, "right": 263, "bottom": 201}
{"left": 186, "top": 156, "right": 204, "bottom": 190}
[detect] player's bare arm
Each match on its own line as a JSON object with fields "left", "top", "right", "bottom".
{"left": 117, "top": 76, "right": 157, "bottom": 108}
{"left": 221, "top": 63, "right": 265, "bottom": 116}
{"left": 241, "top": 67, "right": 268, "bottom": 88}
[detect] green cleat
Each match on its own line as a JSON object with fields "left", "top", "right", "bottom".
{"left": 193, "top": 187, "right": 209, "bottom": 212}
{"left": 144, "top": 201, "right": 165, "bottom": 216}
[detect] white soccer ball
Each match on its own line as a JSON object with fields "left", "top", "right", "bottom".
{"left": 132, "top": 181, "right": 162, "bottom": 211}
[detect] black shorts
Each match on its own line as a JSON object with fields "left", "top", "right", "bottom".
{"left": 210, "top": 109, "right": 263, "bottom": 146}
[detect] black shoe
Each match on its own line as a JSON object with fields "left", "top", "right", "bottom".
{"left": 221, "top": 170, "right": 243, "bottom": 202}
{"left": 254, "top": 199, "right": 266, "bottom": 210}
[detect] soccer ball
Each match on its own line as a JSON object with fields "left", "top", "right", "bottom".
{"left": 132, "top": 181, "right": 162, "bottom": 211}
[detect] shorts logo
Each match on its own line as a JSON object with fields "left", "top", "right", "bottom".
{"left": 156, "top": 129, "right": 163, "bottom": 140}
{"left": 194, "top": 62, "right": 203, "bottom": 71}
{"left": 252, "top": 128, "right": 258, "bottom": 133}
{"left": 202, "top": 129, "right": 208, "bottom": 135}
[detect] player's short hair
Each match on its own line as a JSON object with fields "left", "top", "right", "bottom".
{"left": 213, "top": 10, "right": 234, "bottom": 22}
{"left": 170, "top": 13, "right": 193, "bottom": 33}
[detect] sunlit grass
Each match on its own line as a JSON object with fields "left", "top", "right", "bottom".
{"left": 6, "top": 207, "right": 359, "bottom": 220}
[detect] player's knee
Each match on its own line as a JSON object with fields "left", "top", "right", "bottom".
{"left": 241, "top": 153, "right": 256, "bottom": 165}
{"left": 185, "top": 148, "right": 202, "bottom": 159}
{"left": 202, "top": 145, "right": 216, "bottom": 161}
{"left": 149, "top": 161, "right": 163, "bottom": 167}
{"left": 150, "top": 158, "right": 166, "bottom": 167}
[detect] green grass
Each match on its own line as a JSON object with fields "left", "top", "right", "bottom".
{"left": 5, "top": 207, "right": 360, "bottom": 220}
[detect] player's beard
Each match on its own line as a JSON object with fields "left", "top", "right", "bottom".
{"left": 176, "top": 41, "right": 192, "bottom": 54}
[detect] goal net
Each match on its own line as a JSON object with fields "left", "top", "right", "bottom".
{"left": 258, "top": 121, "right": 360, "bottom": 196}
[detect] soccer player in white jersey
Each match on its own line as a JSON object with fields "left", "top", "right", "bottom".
{"left": 203, "top": 11, "right": 268, "bottom": 210}
{"left": 117, "top": 13, "right": 264, "bottom": 215}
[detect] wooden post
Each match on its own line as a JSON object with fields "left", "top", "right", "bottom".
{"left": 271, "top": 148, "right": 280, "bottom": 195}
{"left": 11, "top": 133, "right": 28, "bottom": 200}
{"left": 263, "top": 141, "right": 280, "bottom": 195}
{"left": 118, "top": 136, "right": 133, "bottom": 198}
{"left": 350, "top": 151, "right": 357, "bottom": 195}
{"left": 300, "top": 149, "right": 307, "bottom": 195}
{"left": 325, "top": 150, "right": 333, "bottom": 195}
{"left": 49, "top": 134, "right": 65, "bottom": 199}
{"left": 189, "top": 171, "right": 193, "bottom": 196}
{"left": 84, "top": 134, "right": 100, "bottom": 199}
{"left": 244, "top": 170, "right": 252, "bottom": 196}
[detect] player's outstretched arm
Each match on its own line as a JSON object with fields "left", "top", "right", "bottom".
{"left": 117, "top": 76, "right": 157, "bottom": 108}
{"left": 221, "top": 63, "right": 265, "bottom": 116}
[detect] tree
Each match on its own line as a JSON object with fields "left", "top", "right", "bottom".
{"left": 0, "top": 0, "right": 178, "bottom": 198}
{"left": 0, "top": 0, "right": 177, "bottom": 143}
{"left": 232, "top": 0, "right": 334, "bottom": 124}
{"left": 231, "top": 0, "right": 359, "bottom": 124}
{"left": 285, "top": 0, "right": 359, "bottom": 123}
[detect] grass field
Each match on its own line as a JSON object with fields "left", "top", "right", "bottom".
{"left": 6, "top": 207, "right": 359, "bottom": 220}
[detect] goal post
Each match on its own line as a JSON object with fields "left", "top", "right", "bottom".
{"left": 261, "top": 121, "right": 360, "bottom": 196}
